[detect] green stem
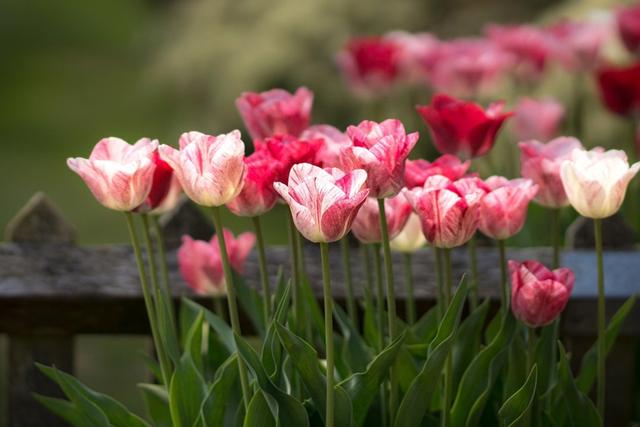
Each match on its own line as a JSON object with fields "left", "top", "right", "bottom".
{"left": 372, "top": 243, "right": 389, "bottom": 427}
{"left": 252, "top": 216, "right": 271, "bottom": 324}
{"left": 287, "top": 212, "right": 303, "bottom": 335}
{"left": 435, "top": 248, "right": 445, "bottom": 319}
{"left": 210, "top": 207, "right": 252, "bottom": 410}
{"left": 468, "top": 234, "right": 478, "bottom": 311}
{"left": 528, "top": 327, "right": 537, "bottom": 427}
{"left": 377, "top": 198, "right": 398, "bottom": 425}
{"left": 594, "top": 218, "right": 606, "bottom": 419}
{"left": 402, "top": 253, "right": 416, "bottom": 325}
{"left": 320, "top": 242, "right": 335, "bottom": 427}
{"left": 442, "top": 248, "right": 452, "bottom": 427}
{"left": 340, "top": 238, "right": 358, "bottom": 329}
{"left": 527, "top": 328, "right": 536, "bottom": 371}
{"left": 571, "top": 72, "right": 585, "bottom": 140}
{"left": 124, "top": 213, "right": 171, "bottom": 386}
{"left": 150, "top": 215, "right": 176, "bottom": 330}
{"left": 362, "top": 244, "right": 374, "bottom": 316}
{"left": 498, "top": 240, "right": 508, "bottom": 308}
{"left": 213, "top": 297, "right": 226, "bottom": 322}
{"left": 550, "top": 209, "right": 561, "bottom": 269}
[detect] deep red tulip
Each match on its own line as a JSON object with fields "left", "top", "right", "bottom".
{"left": 336, "top": 36, "right": 401, "bottom": 94}
{"left": 341, "top": 119, "right": 418, "bottom": 198}
{"left": 617, "top": 4, "right": 640, "bottom": 54}
{"left": 403, "top": 175, "right": 484, "bottom": 248}
{"left": 134, "top": 151, "right": 175, "bottom": 213}
{"left": 254, "top": 134, "right": 323, "bottom": 183}
{"left": 235, "top": 87, "right": 313, "bottom": 140}
{"left": 404, "top": 155, "right": 470, "bottom": 189}
{"left": 478, "top": 176, "right": 538, "bottom": 240}
{"left": 178, "top": 229, "right": 255, "bottom": 296}
{"left": 300, "top": 125, "right": 351, "bottom": 168}
{"left": 417, "top": 94, "right": 512, "bottom": 159}
{"left": 227, "top": 151, "right": 280, "bottom": 217}
{"left": 596, "top": 62, "right": 640, "bottom": 116}
{"left": 351, "top": 195, "right": 412, "bottom": 244}
{"left": 513, "top": 97, "right": 565, "bottom": 142}
{"left": 510, "top": 260, "right": 574, "bottom": 328}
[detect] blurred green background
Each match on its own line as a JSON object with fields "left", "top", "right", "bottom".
{"left": 0, "top": 0, "right": 635, "bottom": 424}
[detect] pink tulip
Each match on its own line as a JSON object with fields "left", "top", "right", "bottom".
{"left": 385, "top": 31, "right": 440, "bottom": 84}
{"left": 300, "top": 125, "right": 352, "bottom": 168}
{"left": 617, "top": 4, "right": 640, "bottom": 55}
{"left": 351, "top": 195, "right": 412, "bottom": 244}
{"left": 510, "top": 260, "right": 574, "bottom": 328}
{"left": 227, "top": 150, "right": 280, "bottom": 217}
{"left": 403, "top": 175, "right": 484, "bottom": 248}
{"left": 548, "top": 19, "right": 611, "bottom": 71}
{"left": 417, "top": 94, "right": 512, "bottom": 159}
{"left": 254, "top": 134, "right": 323, "bottom": 183}
{"left": 67, "top": 137, "right": 158, "bottom": 211}
{"left": 273, "top": 163, "right": 369, "bottom": 242}
{"left": 478, "top": 176, "right": 538, "bottom": 240}
{"left": 159, "top": 131, "right": 246, "bottom": 207}
{"left": 134, "top": 151, "right": 175, "bottom": 213}
{"left": 336, "top": 36, "right": 401, "bottom": 94}
{"left": 178, "top": 229, "right": 255, "bottom": 296}
{"left": 513, "top": 98, "right": 565, "bottom": 142}
{"left": 519, "top": 137, "right": 583, "bottom": 208}
{"left": 341, "top": 119, "right": 419, "bottom": 198}
{"left": 235, "top": 87, "right": 313, "bottom": 140}
{"left": 149, "top": 176, "right": 183, "bottom": 215}
{"left": 404, "top": 155, "right": 471, "bottom": 189}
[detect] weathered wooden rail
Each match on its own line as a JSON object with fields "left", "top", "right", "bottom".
{"left": 1, "top": 193, "right": 639, "bottom": 426}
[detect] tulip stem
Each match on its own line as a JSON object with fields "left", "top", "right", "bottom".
{"left": 150, "top": 215, "right": 177, "bottom": 328}
{"left": 213, "top": 297, "right": 227, "bottom": 322}
{"left": 340, "top": 238, "right": 358, "bottom": 329}
{"left": 372, "top": 243, "right": 389, "bottom": 427}
{"left": 468, "top": 234, "right": 479, "bottom": 311}
{"left": 361, "top": 244, "right": 374, "bottom": 320}
{"left": 211, "top": 206, "right": 252, "bottom": 410}
{"left": 252, "top": 216, "right": 271, "bottom": 324}
{"left": 124, "top": 213, "right": 171, "bottom": 386}
{"left": 320, "top": 242, "right": 335, "bottom": 427}
{"left": 442, "top": 248, "right": 453, "bottom": 427}
{"left": 527, "top": 327, "right": 536, "bottom": 371}
{"left": 377, "top": 198, "right": 398, "bottom": 424}
{"left": 402, "top": 253, "right": 416, "bottom": 325}
{"left": 435, "top": 248, "right": 444, "bottom": 319}
{"left": 594, "top": 218, "right": 606, "bottom": 419}
{"left": 287, "top": 212, "right": 304, "bottom": 337}
{"left": 498, "top": 239, "right": 508, "bottom": 308}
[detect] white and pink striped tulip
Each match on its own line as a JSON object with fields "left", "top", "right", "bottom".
{"left": 352, "top": 194, "right": 412, "bottom": 244}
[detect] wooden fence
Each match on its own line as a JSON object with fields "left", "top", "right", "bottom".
{"left": 1, "top": 193, "right": 639, "bottom": 426}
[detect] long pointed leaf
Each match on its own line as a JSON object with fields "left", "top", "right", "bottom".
{"left": 498, "top": 365, "right": 538, "bottom": 427}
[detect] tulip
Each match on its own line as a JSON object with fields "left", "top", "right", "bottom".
{"left": 548, "top": 19, "right": 611, "bottom": 71}
{"left": 235, "top": 87, "right": 313, "bottom": 141}
{"left": 404, "top": 155, "right": 471, "bottom": 189}
{"left": 385, "top": 31, "right": 440, "bottom": 85}
{"left": 227, "top": 151, "right": 280, "bottom": 217}
{"left": 158, "top": 131, "right": 246, "bottom": 207}
{"left": 254, "top": 134, "right": 323, "bottom": 183}
{"left": 417, "top": 94, "right": 512, "bottom": 159}
{"left": 178, "top": 230, "right": 255, "bottom": 296}
{"left": 390, "top": 212, "right": 427, "bottom": 252}
{"left": 509, "top": 260, "right": 574, "bottom": 328}
{"left": 341, "top": 119, "right": 418, "bottom": 198}
{"left": 300, "top": 124, "right": 351, "bottom": 168}
{"left": 560, "top": 147, "right": 640, "bottom": 219}
{"left": 519, "top": 137, "right": 583, "bottom": 208}
{"left": 477, "top": 176, "right": 538, "bottom": 240}
{"left": 134, "top": 151, "right": 176, "bottom": 213}
{"left": 617, "top": 4, "right": 640, "bottom": 55}
{"left": 67, "top": 137, "right": 158, "bottom": 211}
{"left": 352, "top": 195, "right": 412, "bottom": 244}
{"left": 403, "top": 175, "right": 484, "bottom": 248}
{"left": 149, "top": 176, "right": 183, "bottom": 215}
{"left": 336, "top": 36, "right": 401, "bottom": 94}
{"left": 596, "top": 62, "right": 640, "bottom": 116}
{"left": 513, "top": 98, "right": 565, "bottom": 142}
{"left": 274, "top": 163, "right": 369, "bottom": 243}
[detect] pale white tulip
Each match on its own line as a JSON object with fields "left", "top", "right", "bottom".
{"left": 390, "top": 212, "right": 427, "bottom": 253}
{"left": 560, "top": 148, "right": 640, "bottom": 219}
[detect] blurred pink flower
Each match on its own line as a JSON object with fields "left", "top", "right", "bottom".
{"left": 513, "top": 97, "right": 565, "bottom": 142}
{"left": 404, "top": 155, "right": 470, "bottom": 189}
{"left": 510, "top": 260, "right": 574, "bottom": 328}
{"left": 341, "top": 119, "right": 418, "bottom": 198}
{"left": 159, "top": 131, "right": 246, "bottom": 207}
{"left": 519, "top": 137, "right": 582, "bottom": 208}
{"left": 385, "top": 31, "right": 441, "bottom": 84}
{"left": 351, "top": 194, "right": 412, "bottom": 244}
{"left": 178, "top": 229, "right": 255, "bottom": 296}
{"left": 67, "top": 137, "right": 157, "bottom": 211}
{"left": 274, "top": 163, "right": 369, "bottom": 242}
{"left": 236, "top": 87, "right": 313, "bottom": 140}
{"left": 254, "top": 134, "right": 323, "bottom": 183}
{"left": 548, "top": 18, "right": 612, "bottom": 71}
{"left": 227, "top": 150, "right": 280, "bottom": 217}
{"left": 617, "top": 3, "right": 640, "bottom": 54}
{"left": 300, "top": 125, "right": 351, "bottom": 168}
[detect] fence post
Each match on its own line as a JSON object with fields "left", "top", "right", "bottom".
{"left": 4, "top": 193, "right": 75, "bottom": 427}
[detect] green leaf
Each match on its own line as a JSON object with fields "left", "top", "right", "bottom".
{"left": 502, "top": 327, "right": 527, "bottom": 400}
{"left": 300, "top": 273, "right": 326, "bottom": 343}
{"left": 533, "top": 322, "right": 556, "bottom": 400}
{"left": 363, "top": 300, "right": 381, "bottom": 351}
{"left": 576, "top": 295, "right": 636, "bottom": 393}
{"left": 182, "top": 298, "right": 235, "bottom": 353}
{"left": 36, "top": 364, "right": 147, "bottom": 427}
{"left": 339, "top": 333, "right": 405, "bottom": 426}
{"left": 450, "top": 310, "right": 516, "bottom": 427}
{"left": 547, "top": 343, "right": 601, "bottom": 427}
{"left": 185, "top": 311, "right": 205, "bottom": 373}
{"left": 169, "top": 348, "right": 207, "bottom": 427}
{"left": 410, "top": 304, "right": 440, "bottom": 343}
{"left": 395, "top": 279, "right": 469, "bottom": 427}
{"left": 244, "top": 391, "right": 276, "bottom": 427}
{"left": 334, "top": 303, "right": 374, "bottom": 374}
{"left": 234, "top": 332, "right": 310, "bottom": 427}
{"left": 201, "top": 355, "right": 241, "bottom": 427}
{"left": 262, "top": 282, "right": 291, "bottom": 380}
{"left": 33, "top": 394, "right": 97, "bottom": 427}
{"left": 270, "top": 267, "right": 286, "bottom": 315}
{"left": 234, "top": 272, "right": 267, "bottom": 337}
{"left": 452, "top": 299, "right": 490, "bottom": 396}
{"left": 139, "top": 352, "right": 163, "bottom": 383}
{"left": 498, "top": 365, "right": 538, "bottom": 427}
{"left": 275, "top": 323, "right": 353, "bottom": 426}
{"left": 157, "top": 294, "right": 181, "bottom": 367}
{"left": 138, "top": 384, "right": 172, "bottom": 427}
